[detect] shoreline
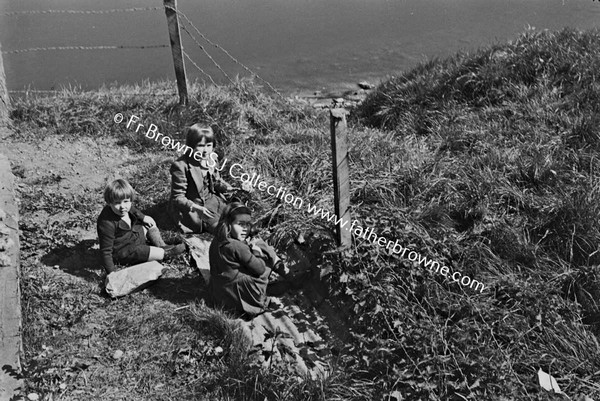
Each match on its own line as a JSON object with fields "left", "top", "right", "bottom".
{"left": 7, "top": 78, "right": 378, "bottom": 109}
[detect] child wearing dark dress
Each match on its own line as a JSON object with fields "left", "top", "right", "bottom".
{"left": 169, "top": 125, "right": 233, "bottom": 234}
{"left": 208, "top": 202, "right": 287, "bottom": 317}
{"left": 97, "top": 179, "right": 185, "bottom": 273}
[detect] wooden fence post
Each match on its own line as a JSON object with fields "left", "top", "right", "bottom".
{"left": 330, "top": 108, "right": 351, "bottom": 248}
{"left": 0, "top": 40, "right": 10, "bottom": 126}
{"left": 164, "top": 0, "right": 188, "bottom": 106}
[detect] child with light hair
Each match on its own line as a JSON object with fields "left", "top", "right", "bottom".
{"left": 97, "top": 178, "right": 185, "bottom": 273}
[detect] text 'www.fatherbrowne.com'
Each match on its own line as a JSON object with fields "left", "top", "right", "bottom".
{"left": 112, "top": 112, "right": 485, "bottom": 293}
{"left": 228, "top": 163, "right": 486, "bottom": 293}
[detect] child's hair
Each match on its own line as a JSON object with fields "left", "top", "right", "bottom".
{"left": 185, "top": 124, "right": 215, "bottom": 149}
{"left": 215, "top": 202, "right": 251, "bottom": 242}
{"left": 104, "top": 179, "right": 136, "bottom": 204}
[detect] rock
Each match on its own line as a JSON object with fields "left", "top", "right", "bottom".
{"left": 27, "top": 394, "right": 39, "bottom": 401}
{"left": 113, "top": 349, "right": 124, "bottom": 359}
{"left": 0, "top": 236, "right": 12, "bottom": 251}
{"left": 333, "top": 98, "right": 345, "bottom": 104}
{"left": 0, "top": 253, "right": 11, "bottom": 266}
{"left": 59, "top": 383, "right": 67, "bottom": 390}
{"left": 346, "top": 94, "right": 365, "bottom": 102}
{"left": 357, "top": 81, "right": 374, "bottom": 90}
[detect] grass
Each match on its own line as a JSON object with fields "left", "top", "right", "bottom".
{"left": 8, "top": 27, "right": 600, "bottom": 400}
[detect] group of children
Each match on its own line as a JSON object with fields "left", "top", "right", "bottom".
{"left": 97, "top": 124, "right": 287, "bottom": 318}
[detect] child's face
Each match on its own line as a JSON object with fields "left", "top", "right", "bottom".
{"left": 231, "top": 213, "right": 251, "bottom": 241}
{"left": 109, "top": 198, "right": 132, "bottom": 217}
{"left": 193, "top": 138, "right": 214, "bottom": 160}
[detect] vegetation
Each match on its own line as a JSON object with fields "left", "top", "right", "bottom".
{"left": 8, "top": 27, "right": 600, "bottom": 399}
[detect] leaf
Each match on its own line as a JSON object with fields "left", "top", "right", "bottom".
{"left": 537, "top": 368, "right": 562, "bottom": 393}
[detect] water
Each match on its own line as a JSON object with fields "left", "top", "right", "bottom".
{"left": 1, "top": 0, "right": 598, "bottom": 95}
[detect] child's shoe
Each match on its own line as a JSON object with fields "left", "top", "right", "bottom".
{"left": 163, "top": 243, "right": 186, "bottom": 260}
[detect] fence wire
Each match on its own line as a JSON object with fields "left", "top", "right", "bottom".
{"left": 179, "top": 24, "right": 234, "bottom": 85}
{"left": 166, "top": 5, "right": 285, "bottom": 99}
{"left": 0, "top": 7, "right": 162, "bottom": 16}
{"left": 3, "top": 45, "right": 169, "bottom": 54}
{"left": 3, "top": 5, "right": 287, "bottom": 100}
{"left": 182, "top": 50, "right": 217, "bottom": 86}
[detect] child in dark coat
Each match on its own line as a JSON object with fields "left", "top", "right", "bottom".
{"left": 97, "top": 179, "right": 185, "bottom": 273}
{"left": 208, "top": 202, "right": 287, "bottom": 317}
{"left": 169, "top": 125, "right": 233, "bottom": 234}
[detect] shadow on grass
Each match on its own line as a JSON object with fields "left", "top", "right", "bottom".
{"left": 40, "top": 237, "right": 209, "bottom": 304}
{"left": 146, "top": 269, "right": 209, "bottom": 305}
{"left": 40, "top": 239, "right": 104, "bottom": 286}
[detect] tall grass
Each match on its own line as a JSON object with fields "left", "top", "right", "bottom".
{"left": 10, "top": 28, "right": 600, "bottom": 399}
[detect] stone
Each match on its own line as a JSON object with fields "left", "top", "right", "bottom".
{"left": 357, "top": 81, "right": 374, "bottom": 90}
{"left": 112, "top": 350, "right": 123, "bottom": 360}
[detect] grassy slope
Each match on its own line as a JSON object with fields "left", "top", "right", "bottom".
{"left": 9, "top": 28, "right": 600, "bottom": 400}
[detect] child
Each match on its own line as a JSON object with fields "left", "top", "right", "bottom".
{"left": 208, "top": 202, "right": 287, "bottom": 317}
{"left": 97, "top": 179, "right": 185, "bottom": 273}
{"left": 169, "top": 124, "right": 233, "bottom": 234}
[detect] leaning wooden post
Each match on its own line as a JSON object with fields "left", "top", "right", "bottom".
{"left": 164, "top": 0, "right": 188, "bottom": 106}
{"left": 0, "top": 40, "right": 10, "bottom": 126}
{"left": 330, "top": 108, "right": 351, "bottom": 248}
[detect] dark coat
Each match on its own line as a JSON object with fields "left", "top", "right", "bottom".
{"left": 169, "top": 156, "right": 229, "bottom": 233}
{"left": 97, "top": 206, "right": 150, "bottom": 273}
{"left": 208, "top": 237, "right": 271, "bottom": 316}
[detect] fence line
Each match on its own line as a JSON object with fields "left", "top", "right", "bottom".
{"left": 0, "top": 7, "right": 162, "bottom": 16}
{"left": 3, "top": 5, "right": 286, "bottom": 100}
{"left": 182, "top": 50, "right": 217, "bottom": 86}
{"left": 179, "top": 23, "right": 234, "bottom": 85}
{"left": 170, "top": 6, "right": 284, "bottom": 99}
{"left": 2, "top": 45, "right": 169, "bottom": 54}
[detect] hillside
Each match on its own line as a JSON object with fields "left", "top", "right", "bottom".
{"left": 6, "top": 27, "right": 600, "bottom": 400}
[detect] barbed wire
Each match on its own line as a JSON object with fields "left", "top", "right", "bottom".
{"left": 166, "top": 5, "right": 285, "bottom": 99}
{"left": 0, "top": 7, "right": 162, "bottom": 16}
{"left": 2, "top": 45, "right": 169, "bottom": 54}
{"left": 182, "top": 50, "right": 217, "bottom": 86}
{"left": 179, "top": 23, "right": 235, "bottom": 86}
{"left": 2, "top": 4, "right": 287, "bottom": 101}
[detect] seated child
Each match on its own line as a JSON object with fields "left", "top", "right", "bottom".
{"left": 169, "top": 124, "right": 233, "bottom": 234}
{"left": 208, "top": 202, "right": 287, "bottom": 317}
{"left": 97, "top": 179, "right": 185, "bottom": 273}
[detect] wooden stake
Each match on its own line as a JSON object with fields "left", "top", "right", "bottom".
{"left": 164, "top": 0, "right": 188, "bottom": 106}
{"left": 330, "top": 108, "right": 351, "bottom": 248}
{"left": 0, "top": 40, "right": 10, "bottom": 126}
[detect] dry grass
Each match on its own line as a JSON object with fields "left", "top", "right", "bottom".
{"left": 9, "top": 27, "right": 600, "bottom": 400}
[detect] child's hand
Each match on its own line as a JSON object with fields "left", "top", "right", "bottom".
{"left": 251, "top": 243, "right": 266, "bottom": 258}
{"left": 191, "top": 204, "right": 216, "bottom": 219}
{"left": 143, "top": 216, "right": 157, "bottom": 228}
{"left": 241, "top": 181, "right": 253, "bottom": 193}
